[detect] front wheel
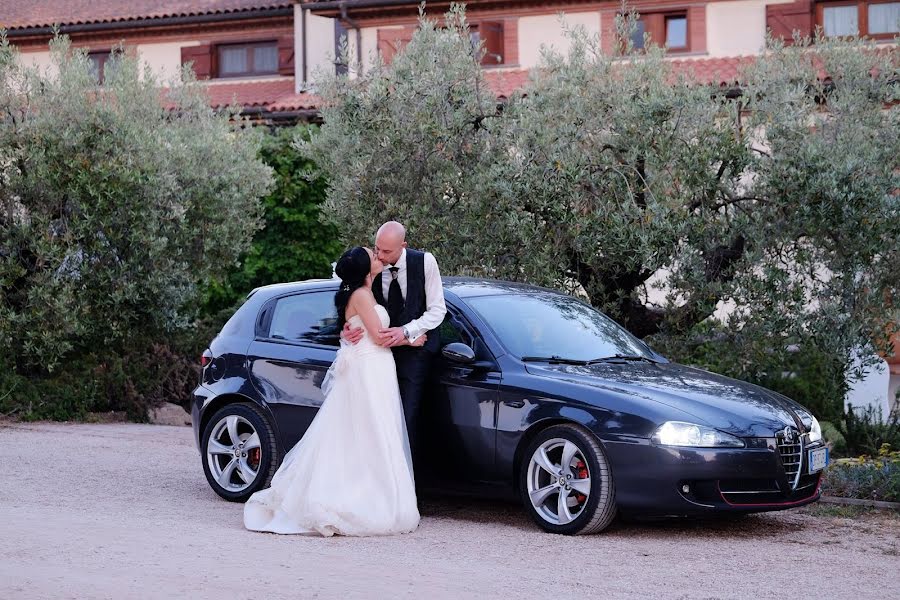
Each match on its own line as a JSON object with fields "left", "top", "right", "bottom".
{"left": 519, "top": 424, "right": 617, "bottom": 534}
{"left": 201, "top": 403, "right": 279, "bottom": 502}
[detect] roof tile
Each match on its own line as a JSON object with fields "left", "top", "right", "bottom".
{"left": 0, "top": 1, "right": 293, "bottom": 31}
{"left": 171, "top": 56, "right": 766, "bottom": 115}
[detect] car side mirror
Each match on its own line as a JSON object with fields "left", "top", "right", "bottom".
{"left": 442, "top": 342, "right": 476, "bottom": 364}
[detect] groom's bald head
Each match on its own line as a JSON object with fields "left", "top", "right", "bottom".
{"left": 375, "top": 221, "right": 407, "bottom": 266}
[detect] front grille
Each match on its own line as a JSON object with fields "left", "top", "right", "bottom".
{"left": 777, "top": 428, "right": 804, "bottom": 490}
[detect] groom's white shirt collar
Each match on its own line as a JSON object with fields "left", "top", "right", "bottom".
{"left": 388, "top": 248, "right": 407, "bottom": 271}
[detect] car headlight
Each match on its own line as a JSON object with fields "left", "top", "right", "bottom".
{"left": 651, "top": 421, "right": 745, "bottom": 448}
{"left": 807, "top": 416, "right": 822, "bottom": 443}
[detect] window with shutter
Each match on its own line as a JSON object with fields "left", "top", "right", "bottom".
{"left": 816, "top": 0, "right": 900, "bottom": 38}
{"left": 180, "top": 44, "right": 214, "bottom": 79}
{"left": 766, "top": 0, "right": 814, "bottom": 43}
{"left": 377, "top": 27, "right": 416, "bottom": 64}
{"left": 473, "top": 21, "right": 504, "bottom": 65}
{"left": 278, "top": 35, "right": 295, "bottom": 76}
{"left": 216, "top": 41, "right": 279, "bottom": 78}
{"left": 623, "top": 12, "right": 691, "bottom": 52}
{"left": 88, "top": 51, "right": 111, "bottom": 84}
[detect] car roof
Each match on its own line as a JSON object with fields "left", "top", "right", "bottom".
{"left": 246, "top": 276, "right": 566, "bottom": 302}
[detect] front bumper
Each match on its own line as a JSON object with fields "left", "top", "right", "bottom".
{"left": 603, "top": 437, "right": 823, "bottom": 516}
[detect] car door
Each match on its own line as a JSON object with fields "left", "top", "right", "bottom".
{"left": 246, "top": 289, "right": 340, "bottom": 452}
{"left": 422, "top": 309, "right": 501, "bottom": 486}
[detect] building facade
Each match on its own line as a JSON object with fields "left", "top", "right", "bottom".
{"left": 4, "top": 1, "right": 897, "bottom": 113}
{"left": 1, "top": 0, "right": 317, "bottom": 122}
{"left": 297, "top": 0, "right": 899, "bottom": 88}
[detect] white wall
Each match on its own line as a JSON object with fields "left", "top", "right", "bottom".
{"left": 136, "top": 41, "right": 197, "bottom": 83}
{"left": 889, "top": 374, "right": 900, "bottom": 412}
{"left": 303, "top": 10, "right": 338, "bottom": 86}
{"left": 706, "top": 0, "right": 794, "bottom": 57}
{"left": 359, "top": 26, "right": 382, "bottom": 73}
{"left": 518, "top": 11, "right": 601, "bottom": 68}
{"left": 16, "top": 50, "right": 55, "bottom": 75}
{"left": 846, "top": 354, "right": 893, "bottom": 417}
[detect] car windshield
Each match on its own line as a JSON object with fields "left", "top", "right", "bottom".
{"left": 466, "top": 293, "right": 657, "bottom": 362}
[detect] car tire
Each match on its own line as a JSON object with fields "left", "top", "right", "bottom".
{"left": 519, "top": 423, "right": 617, "bottom": 535}
{"left": 201, "top": 403, "right": 279, "bottom": 502}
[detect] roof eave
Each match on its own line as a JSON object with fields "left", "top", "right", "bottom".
{"left": 3, "top": 6, "right": 294, "bottom": 39}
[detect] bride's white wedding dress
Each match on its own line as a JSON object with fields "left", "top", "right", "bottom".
{"left": 243, "top": 304, "right": 419, "bottom": 536}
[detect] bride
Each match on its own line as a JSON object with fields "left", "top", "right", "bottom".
{"left": 244, "top": 246, "right": 423, "bottom": 536}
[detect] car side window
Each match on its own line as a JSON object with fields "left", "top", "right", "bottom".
{"left": 268, "top": 291, "right": 339, "bottom": 347}
{"left": 439, "top": 313, "right": 472, "bottom": 347}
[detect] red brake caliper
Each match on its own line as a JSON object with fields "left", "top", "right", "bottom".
{"left": 574, "top": 459, "right": 589, "bottom": 504}
{"left": 248, "top": 447, "right": 261, "bottom": 470}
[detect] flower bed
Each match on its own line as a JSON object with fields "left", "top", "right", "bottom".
{"left": 821, "top": 445, "right": 900, "bottom": 503}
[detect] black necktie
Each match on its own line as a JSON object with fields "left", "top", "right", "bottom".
{"left": 387, "top": 266, "right": 404, "bottom": 327}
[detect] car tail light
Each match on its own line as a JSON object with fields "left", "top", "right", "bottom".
{"left": 200, "top": 349, "right": 212, "bottom": 368}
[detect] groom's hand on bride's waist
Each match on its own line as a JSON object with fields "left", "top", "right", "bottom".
{"left": 379, "top": 327, "right": 408, "bottom": 348}
{"left": 341, "top": 322, "right": 365, "bottom": 345}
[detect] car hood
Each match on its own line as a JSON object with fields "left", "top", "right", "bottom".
{"left": 525, "top": 361, "right": 811, "bottom": 437}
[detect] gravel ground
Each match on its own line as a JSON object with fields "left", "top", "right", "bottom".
{"left": 1, "top": 420, "right": 898, "bottom": 600}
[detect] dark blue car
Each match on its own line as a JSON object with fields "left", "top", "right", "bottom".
{"left": 192, "top": 277, "right": 827, "bottom": 534}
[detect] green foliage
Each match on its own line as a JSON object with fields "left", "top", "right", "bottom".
{"left": 202, "top": 125, "right": 341, "bottom": 314}
{"left": 303, "top": 5, "right": 899, "bottom": 419}
{"left": 820, "top": 420, "right": 848, "bottom": 456}
{"left": 655, "top": 320, "right": 848, "bottom": 422}
{"left": 841, "top": 405, "right": 900, "bottom": 457}
{"left": 822, "top": 444, "right": 900, "bottom": 502}
{"left": 0, "top": 35, "right": 273, "bottom": 418}
{"left": 0, "top": 343, "right": 200, "bottom": 421}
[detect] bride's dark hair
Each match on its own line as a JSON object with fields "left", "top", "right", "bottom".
{"left": 334, "top": 246, "right": 372, "bottom": 331}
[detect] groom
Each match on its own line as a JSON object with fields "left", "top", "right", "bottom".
{"left": 343, "top": 220, "right": 446, "bottom": 459}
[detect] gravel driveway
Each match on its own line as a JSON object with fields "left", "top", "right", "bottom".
{"left": 1, "top": 420, "right": 898, "bottom": 600}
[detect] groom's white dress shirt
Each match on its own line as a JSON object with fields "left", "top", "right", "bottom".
{"left": 381, "top": 248, "right": 446, "bottom": 341}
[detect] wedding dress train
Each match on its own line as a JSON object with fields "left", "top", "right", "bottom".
{"left": 243, "top": 304, "right": 419, "bottom": 536}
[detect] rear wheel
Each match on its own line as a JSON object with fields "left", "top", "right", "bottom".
{"left": 201, "top": 403, "right": 278, "bottom": 502}
{"left": 520, "top": 424, "right": 617, "bottom": 535}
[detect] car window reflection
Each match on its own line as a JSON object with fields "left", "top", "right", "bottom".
{"left": 269, "top": 292, "right": 340, "bottom": 347}
{"left": 467, "top": 293, "right": 654, "bottom": 361}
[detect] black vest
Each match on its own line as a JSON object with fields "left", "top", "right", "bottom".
{"left": 373, "top": 249, "right": 440, "bottom": 353}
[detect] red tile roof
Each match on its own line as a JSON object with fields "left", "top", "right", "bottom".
{"left": 483, "top": 68, "right": 532, "bottom": 99}
{"left": 167, "top": 77, "right": 319, "bottom": 114}
{"left": 0, "top": 1, "right": 293, "bottom": 31}
{"left": 482, "top": 56, "right": 756, "bottom": 101}
{"left": 204, "top": 77, "right": 296, "bottom": 109}
{"left": 167, "top": 56, "right": 759, "bottom": 116}
{"left": 667, "top": 56, "right": 757, "bottom": 86}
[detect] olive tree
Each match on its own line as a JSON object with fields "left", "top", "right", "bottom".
{"left": 0, "top": 35, "right": 273, "bottom": 373}
{"left": 303, "top": 5, "right": 899, "bottom": 410}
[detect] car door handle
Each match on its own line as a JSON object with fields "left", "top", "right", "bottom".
{"left": 503, "top": 399, "right": 525, "bottom": 408}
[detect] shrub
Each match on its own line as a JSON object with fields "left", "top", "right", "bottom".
{"left": 202, "top": 125, "right": 341, "bottom": 315}
{"left": 0, "top": 35, "right": 273, "bottom": 419}
{"left": 821, "top": 444, "right": 900, "bottom": 502}
{"left": 841, "top": 405, "right": 900, "bottom": 457}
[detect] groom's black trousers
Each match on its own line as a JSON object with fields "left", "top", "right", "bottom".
{"left": 392, "top": 346, "right": 433, "bottom": 462}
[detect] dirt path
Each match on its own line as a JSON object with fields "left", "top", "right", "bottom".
{"left": 1, "top": 421, "right": 897, "bottom": 600}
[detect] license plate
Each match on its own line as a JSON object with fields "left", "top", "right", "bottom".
{"left": 809, "top": 447, "right": 829, "bottom": 473}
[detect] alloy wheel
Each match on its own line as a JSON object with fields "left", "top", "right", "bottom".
{"left": 526, "top": 438, "right": 593, "bottom": 525}
{"left": 205, "top": 415, "right": 262, "bottom": 493}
